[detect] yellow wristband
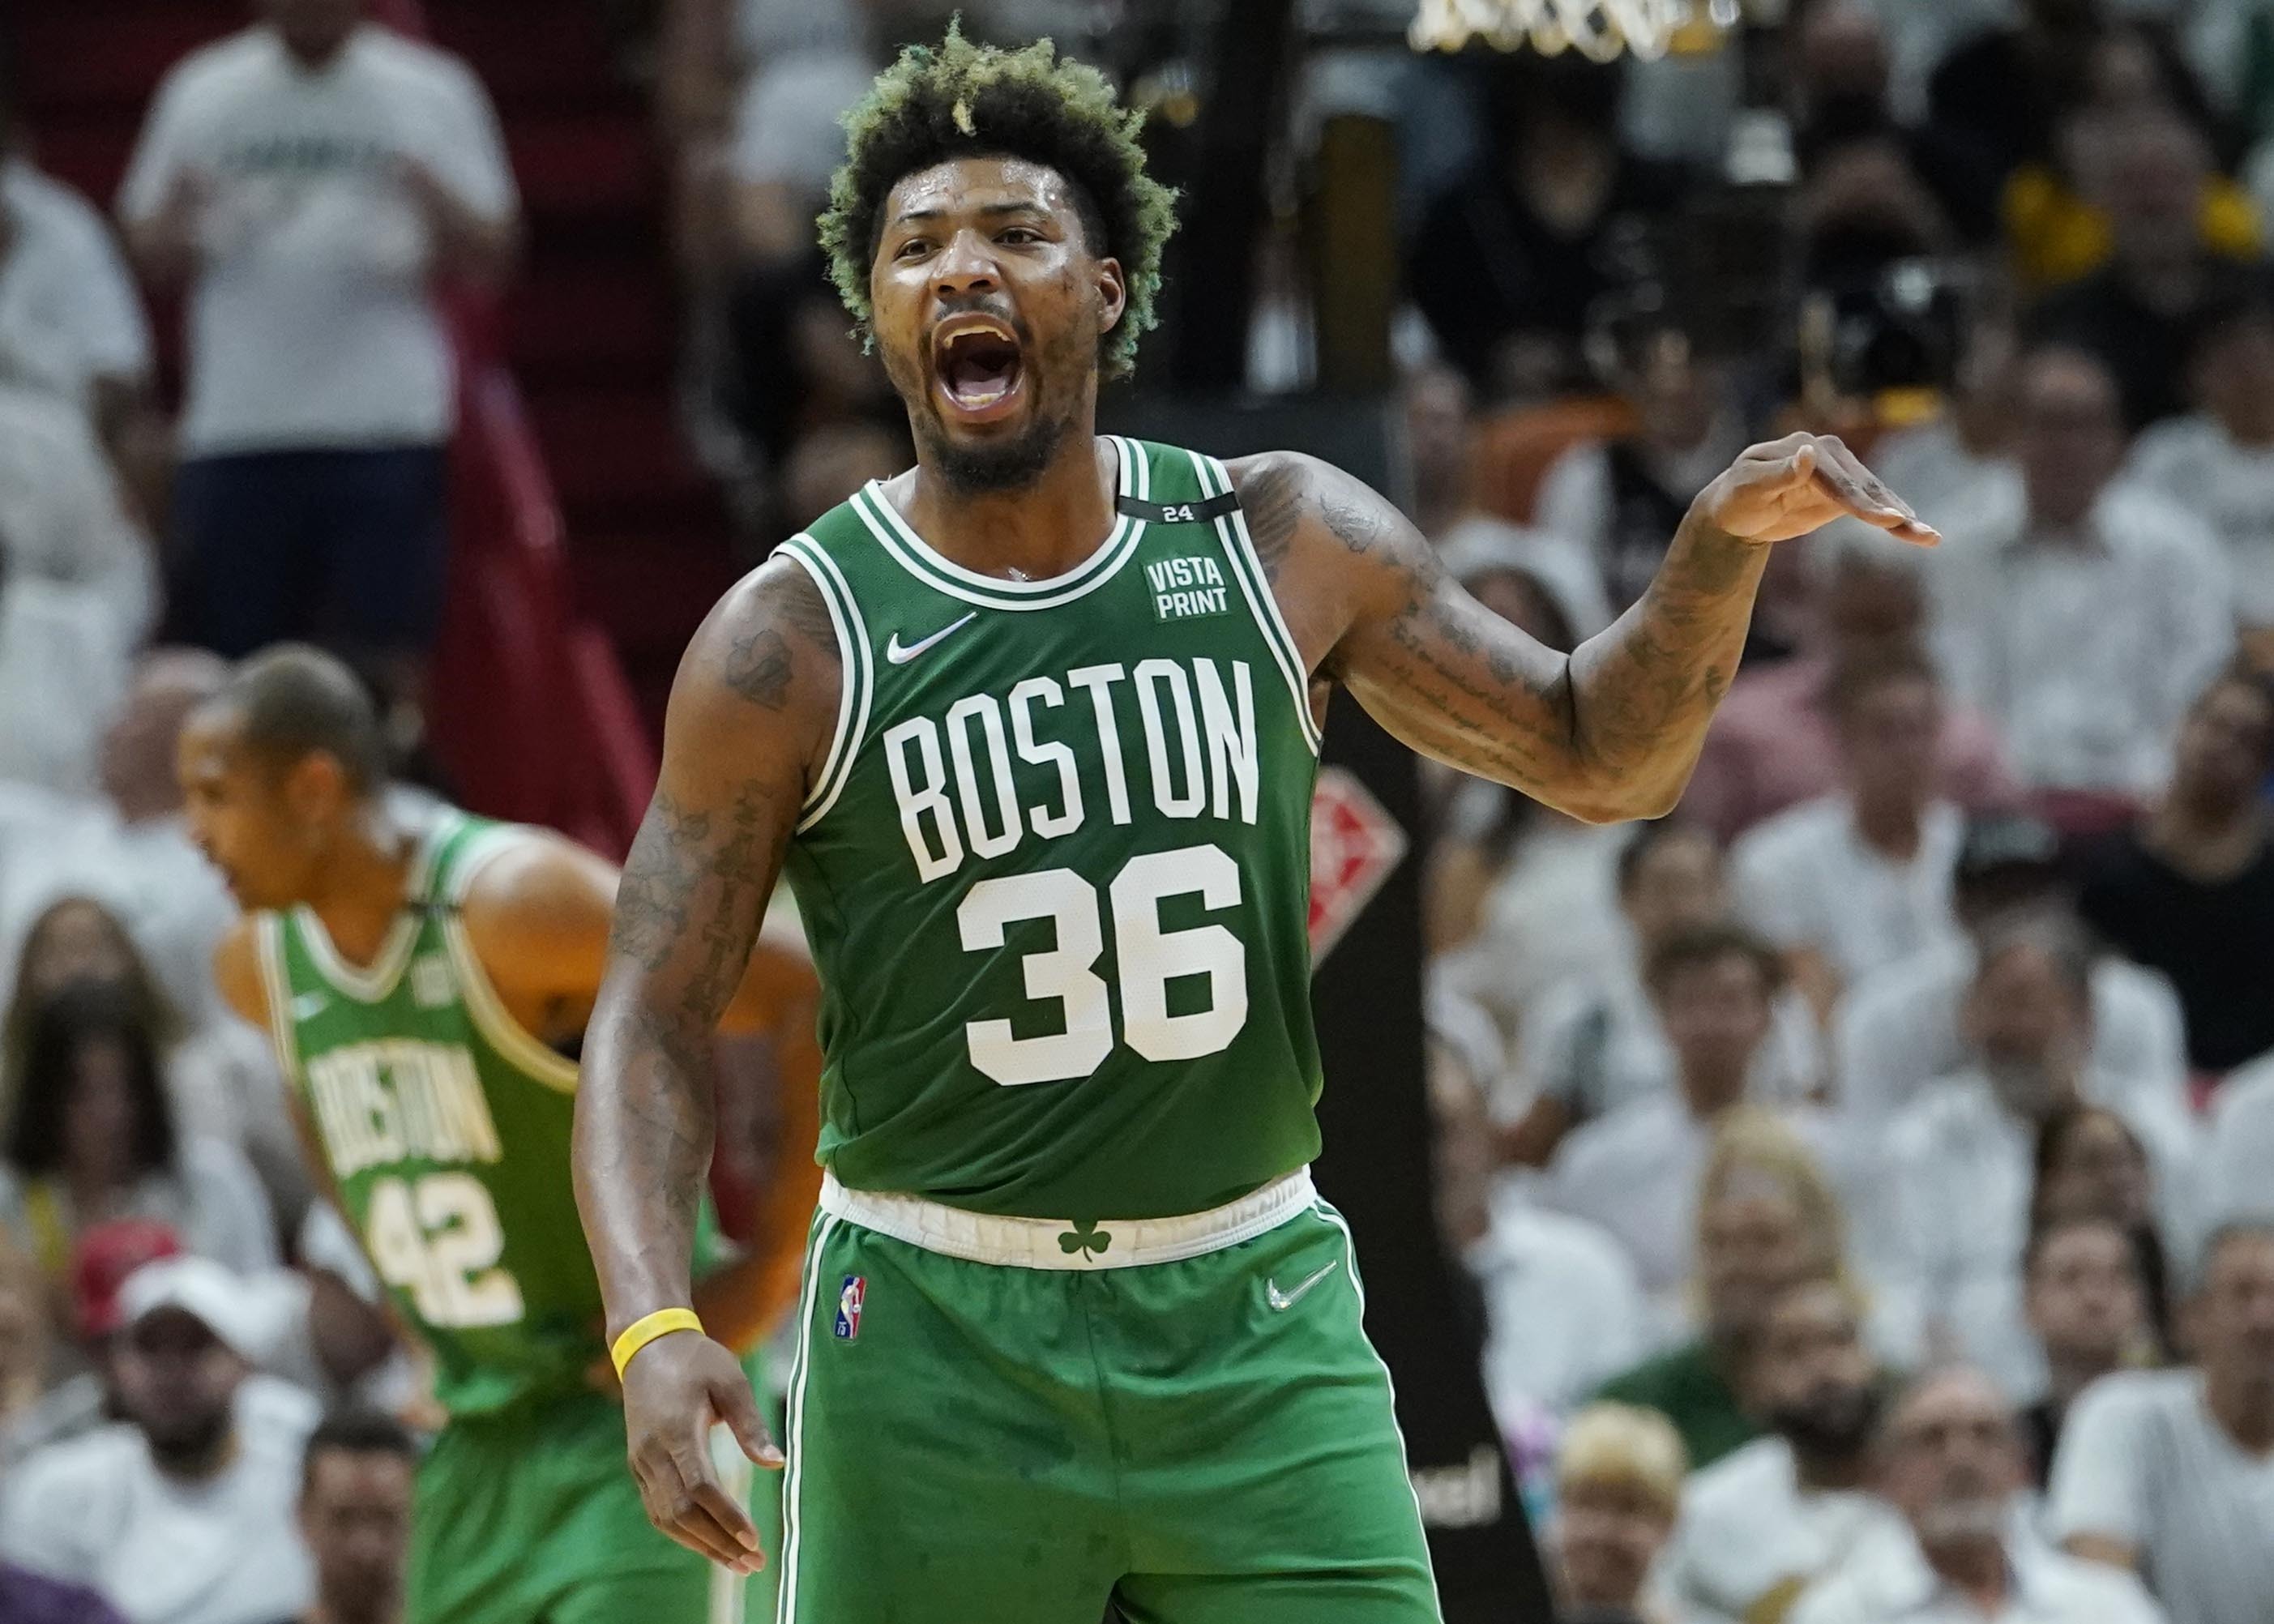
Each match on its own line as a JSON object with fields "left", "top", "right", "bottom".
{"left": 610, "top": 1308, "right": 704, "bottom": 1379}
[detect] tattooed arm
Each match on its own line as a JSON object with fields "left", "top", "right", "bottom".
{"left": 572, "top": 554, "right": 839, "bottom": 1575}
{"left": 1229, "top": 434, "right": 1936, "bottom": 823}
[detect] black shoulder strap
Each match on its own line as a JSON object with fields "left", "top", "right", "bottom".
{"left": 1115, "top": 489, "right": 1244, "bottom": 526}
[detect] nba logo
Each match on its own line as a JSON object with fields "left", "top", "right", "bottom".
{"left": 833, "top": 1276, "right": 866, "bottom": 1341}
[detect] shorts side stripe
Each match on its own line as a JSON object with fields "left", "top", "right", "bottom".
{"left": 775, "top": 1211, "right": 842, "bottom": 1624}
{"left": 1312, "top": 1202, "right": 1446, "bottom": 1622}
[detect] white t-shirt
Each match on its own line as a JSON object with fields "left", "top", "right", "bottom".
{"left": 0, "top": 382, "right": 158, "bottom": 639}
{"left": 0, "top": 579, "right": 131, "bottom": 796}
{"left": 1926, "top": 485, "right": 2234, "bottom": 796}
{"left": 1732, "top": 796, "right": 1964, "bottom": 987}
{"left": 1525, "top": 959, "right": 1822, "bottom": 1122}
{"left": 1789, "top": 1517, "right": 2168, "bottom": 1624}
{"left": 1834, "top": 940, "right": 2189, "bottom": 1129}
{"left": 1868, "top": 1071, "right": 2199, "bottom": 1399}
{"left": 2204, "top": 1053, "right": 2274, "bottom": 1233}
{"left": 0, "top": 160, "right": 152, "bottom": 411}
{"left": 1539, "top": 1094, "right": 1849, "bottom": 1307}
{"left": 1658, "top": 1434, "right": 1909, "bottom": 1624}
{"left": 1464, "top": 1189, "right": 1650, "bottom": 1417}
{"left": 729, "top": 51, "right": 874, "bottom": 192}
{"left": 2049, "top": 1370, "right": 2274, "bottom": 1624}
{"left": 0, "top": 1375, "right": 317, "bottom": 1624}
{"left": 2124, "top": 415, "right": 2274, "bottom": 627}
{"left": 118, "top": 24, "right": 517, "bottom": 455}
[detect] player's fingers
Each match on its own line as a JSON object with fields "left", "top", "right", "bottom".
{"left": 648, "top": 1452, "right": 763, "bottom": 1573}
{"left": 631, "top": 1436, "right": 753, "bottom": 1571}
{"left": 682, "top": 1455, "right": 767, "bottom": 1572}
{"left": 712, "top": 1373, "right": 786, "bottom": 1468}
{"left": 1817, "top": 437, "right": 1930, "bottom": 532}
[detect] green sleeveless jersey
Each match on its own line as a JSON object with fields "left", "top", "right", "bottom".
{"left": 778, "top": 437, "right": 1325, "bottom": 1221}
{"left": 253, "top": 811, "right": 628, "bottom": 1417}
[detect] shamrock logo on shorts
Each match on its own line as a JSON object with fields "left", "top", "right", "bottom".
{"left": 1058, "top": 1220, "right": 1112, "bottom": 1259}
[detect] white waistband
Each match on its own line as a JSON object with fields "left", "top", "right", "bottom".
{"left": 816, "top": 1167, "right": 1317, "bottom": 1270}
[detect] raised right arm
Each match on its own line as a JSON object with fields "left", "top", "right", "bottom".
{"left": 571, "top": 554, "right": 839, "bottom": 1573}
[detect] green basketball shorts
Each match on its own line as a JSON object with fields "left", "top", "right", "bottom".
{"left": 410, "top": 1386, "right": 753, "bottom": 1624}
{"left": 772, "top": 1168, "right": 1443, "bottom": 1624}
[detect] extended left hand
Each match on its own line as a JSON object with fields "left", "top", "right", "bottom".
{"left": 1699, "top": 432, "right": 1939, "bottom": 547}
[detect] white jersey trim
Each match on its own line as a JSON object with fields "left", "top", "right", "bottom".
{"left": 1189, "top": 451, "right": 1323, "bottom": 754}
{"left": 438, "top": 823, "right": 581, "bottom": 1094}
{"left": 816, "top": 1165, "right": 1315, "bottom": 1270}
{"left": 773, "top": 534, "right": 872, "bottom": 832}
{"left": 849, "top": 437, "right": 1149, "bottom": 612}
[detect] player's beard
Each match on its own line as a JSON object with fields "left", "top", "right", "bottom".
{"left": 920, "top": 397, "right": 1074, "bottom": 495}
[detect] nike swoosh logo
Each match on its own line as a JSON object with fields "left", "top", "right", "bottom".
{"left": 290, "top": 992, "right": 329, "bottom": 1021}
{"left": 1265, "top": 1259, "right": 1340, "bottom": 1312}
{"left": 885, "top": 613, "right": 978, "bottom": 665}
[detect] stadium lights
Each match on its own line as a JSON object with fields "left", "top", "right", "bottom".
{"left": 1408, "top": 0, "right": 1708, "bottom": 62}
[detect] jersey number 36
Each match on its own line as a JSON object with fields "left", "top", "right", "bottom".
{"left": 958, "top": 842, "right": 1247, "bottom": 1086}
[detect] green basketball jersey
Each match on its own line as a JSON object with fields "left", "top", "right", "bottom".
{"left": 254, "top": 810, "right": 618, "bottom": 1417}
{"left": 777, "top": 436, "right": 1325, "bottom": 1222}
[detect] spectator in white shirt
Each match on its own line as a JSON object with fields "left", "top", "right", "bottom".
{"left": 0, "top": 88, "right": 154, "bottom": 438}
{"left": 2016, "top": 1217, "right": 2155, "bottom": 1489}
{"left": 0, "top": 1256, "right": 316, "bottom": 1624}
{"left": 1732, "top": 646, "right": 1966, "bottom": 1022}
{"left": 1836, "top": 813, "right": 2190, "bottom": 1130}
{"left": 1597, "top": 1110, "right": 1859, "bottom": 1474}
{"left": 117, "top": 0, "right": 519, "bottom": 724}
{"left": 2051, "top": 1223, "right": 2274, "bottom": 1624}
{"left": 1548, "top": 1403, "right": 1686, "bottom": 1624}
{"left": 1544, "top": 927, "right": 1831, "bottom": 1299}
{"left": 1433, "top": 1045, "right": 1648, "bottom": 1421}
{"left": 1532, "top": 318, "right": 1753, "bottom": 613}
{"left": 1790, "top": 1364, "right": 2167, "bottom": 1624}
{"left": 1874, "top": 914, "right": 2193, "bottom": 1398}
{"left": 2203, "top": 1051, "right": 2274, "bottom": 1231}
{"left": 1927, "top": 346, "right": 2233, "bottom": 802}
{"left": 1865, "top": 314, "right": 2022, "bottom": 528}
{"left": 2032, "top": 1105, "right": 2182, "bottom": 1362}
{"left": 1659, "top": 1278, "right": 1904, "bottom": 1624}
{"left": 1504, "top": 821, "right": 1820, "bottom": 1169}
{"left": 2123, "top": 289, "right": 2274, "bottom": 661}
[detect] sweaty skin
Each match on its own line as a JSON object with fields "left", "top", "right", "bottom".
{"left": 572, "top": 152, "right": 1938, "bottom": 1575}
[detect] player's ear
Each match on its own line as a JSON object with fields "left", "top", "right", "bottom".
{"left": 1096, "top": 257, "right": 1126, "bottom": 334}
{"left": 284, "top": 750, "right": 351, "bottom": 825}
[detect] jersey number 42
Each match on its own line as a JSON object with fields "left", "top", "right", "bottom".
{"left": 365, "top": 1171, "right": 527, "bottom": 1329}
{"left": 959, "top": 842, "right": 1247, "bottom": 1087}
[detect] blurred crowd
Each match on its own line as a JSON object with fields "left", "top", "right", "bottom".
{"left": 0, "top": 1, "right": 2270, "bottom": 1623}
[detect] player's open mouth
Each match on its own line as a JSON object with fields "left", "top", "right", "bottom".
{"left": 931, "top": 315, "right": 1026, "bottom": 425}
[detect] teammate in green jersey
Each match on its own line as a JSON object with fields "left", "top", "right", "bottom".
{"left": 572, "top": 27, "right": 1938, "bottom": 1624}
{"left": 176, "top": 647, "right": 825, "bottom": 1624}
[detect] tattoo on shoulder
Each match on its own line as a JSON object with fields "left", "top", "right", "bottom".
{"left": 1236, "top": 458, "right": 1303, "bottom": 582}
{"left": 1318, "top": 489, "right": 1391, "bottom": 557}
{"left": 720, "top": 561, "right": 840, "bottom": 712}
{"left": 725, "top": 629, "right": 793, "bottom": 709}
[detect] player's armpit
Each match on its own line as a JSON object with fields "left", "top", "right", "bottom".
{"left": 575, "top": 555, "right": 839, "bottom": 1337}
{"left": 212, "top": 918, "right": 268, "bottom": 1030}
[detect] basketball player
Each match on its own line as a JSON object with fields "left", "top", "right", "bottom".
{"left": 176, "top": 646, "right": 823, "bottom": 1624}
{"left": 573, "top": 28, "right": 1936, "bottom": 1624}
